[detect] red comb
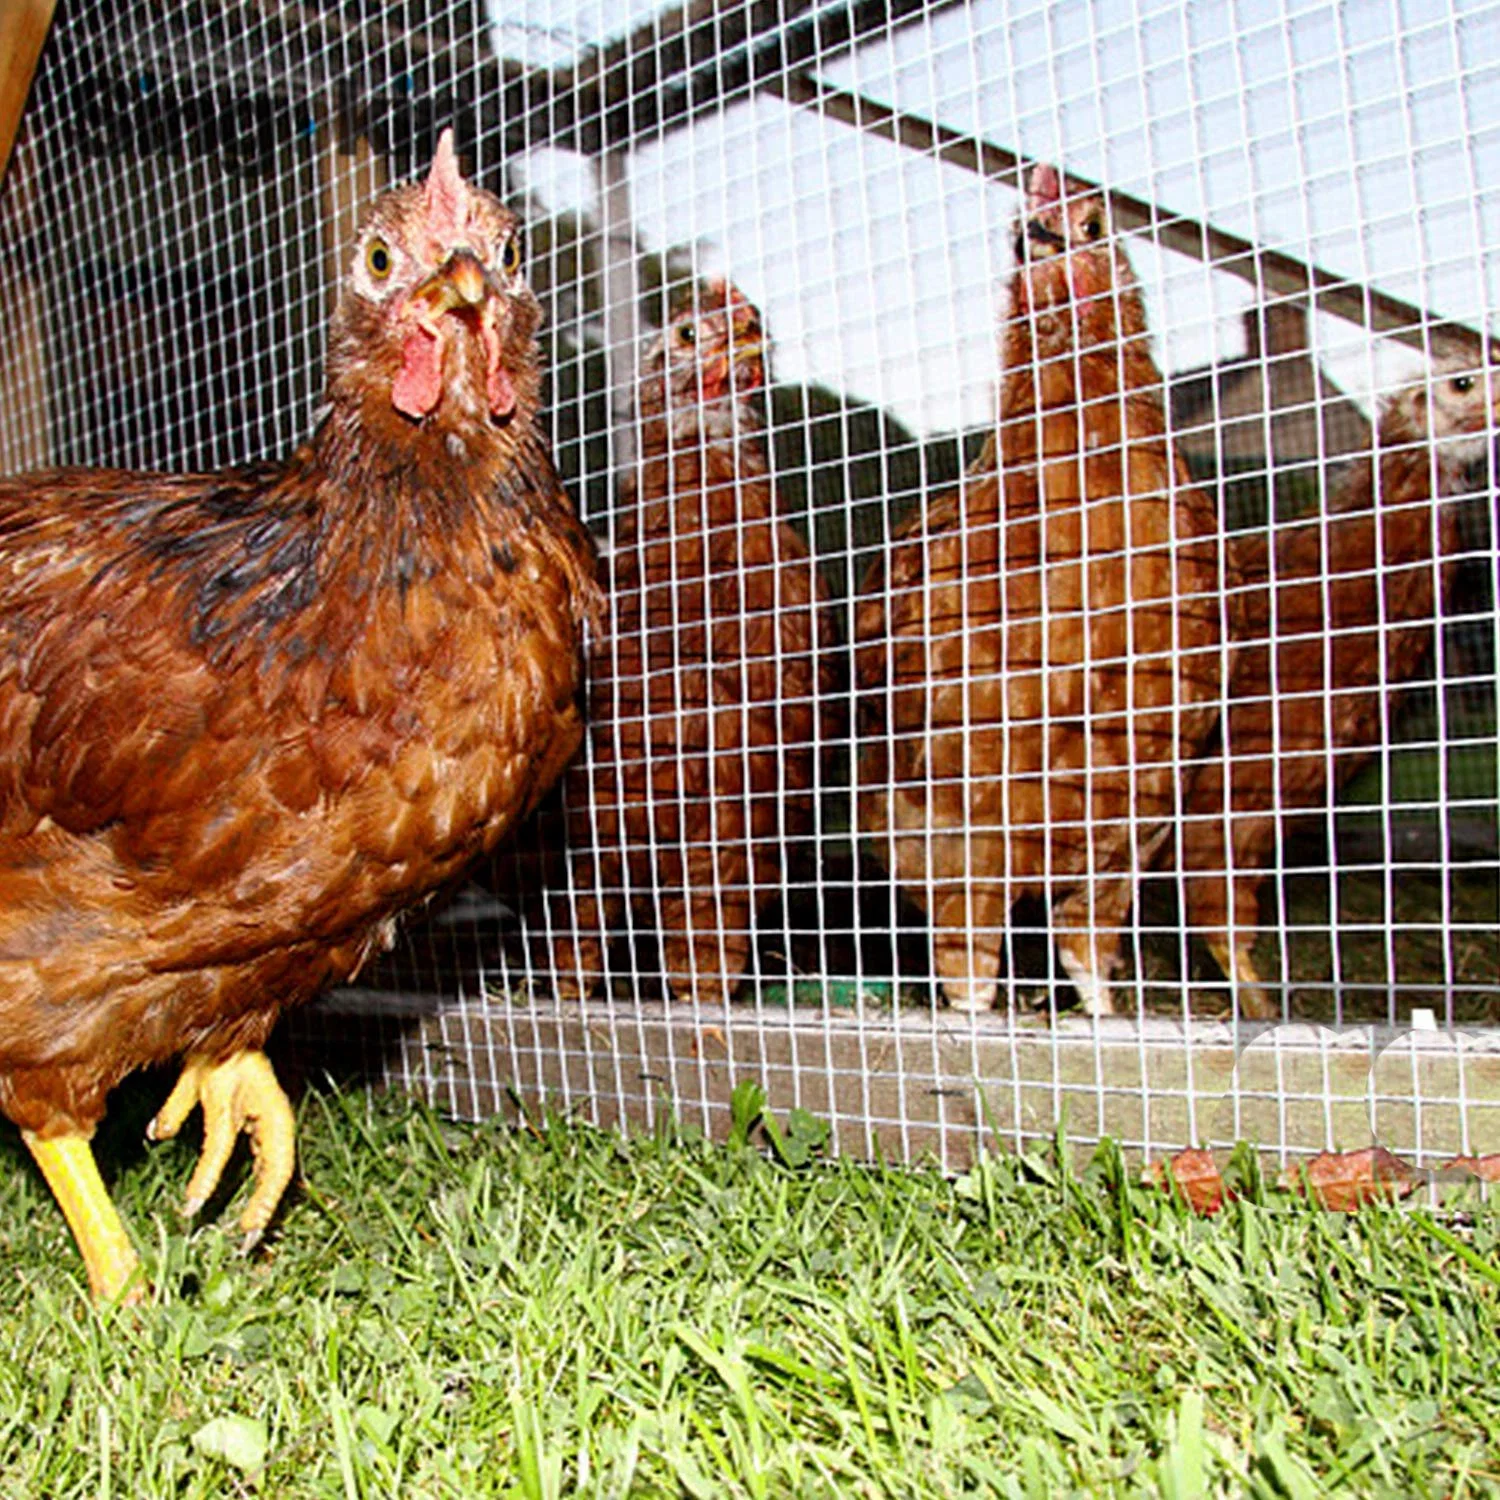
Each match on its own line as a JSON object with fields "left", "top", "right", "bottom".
{"left": 704, "top": 277, "right": 754, "bottom": 308}
{"left": 1026, "top": 162, "right": 1062, "bottom": 212}
{"left": 423, "top": 127, "right": 466, "bottom": 241}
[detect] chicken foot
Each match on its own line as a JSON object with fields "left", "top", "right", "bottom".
{"left": 931, "top": 884, "right": 1008, "bottom": 1012}
{"left": 22, "top": 1131, "right": 143, "bottom": 1303}
{"left": 660, "top": 861, "right": 755, "bottom": 1005}
{"left": 1206, "top": 938, "right": 1277, "bottom": 1021}
{"left": 547, "top": 884, "right": 615, "bottom": 1001}
{"left": 147, "top": 1050, "right": 296, "bottom": 1250}
{"left": 1054, "top": 876, "right": 1137, "bottom": 1017}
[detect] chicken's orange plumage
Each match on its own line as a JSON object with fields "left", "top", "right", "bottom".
{"left": 0, "top": 132, "right": 599, "bottom": 1300}
{"left": 856, "top": 166, "right": 1227, "bottom": 1014}
{"left": 1179, "top": 350, "right": 1498, "bottom": 1016}
{"left": 545, "top": 281, "right": 832, "bottom": 1003}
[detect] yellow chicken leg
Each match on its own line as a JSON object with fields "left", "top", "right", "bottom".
{"left": 22, "top": 1131, "right": 143, "bottom": 1304}
{"left": 147, "top": 1050, "right": 297, "bottom": 1250}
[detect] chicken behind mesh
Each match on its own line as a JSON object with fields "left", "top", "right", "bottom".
{"left": 1179, "top": 348, "right": 1499, "bottom": 1016}
{"left": 856, "top": 165, "right": 1228, "bottom": 1015}
{"left": 546, "top": 282, "right": 833, "bottom": 1004}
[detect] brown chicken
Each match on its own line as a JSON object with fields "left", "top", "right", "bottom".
{"left": 0, "top": 131, "right": 599, "bottom": 1301}
{"left": 855, "top": 165, "right": 1227, "bottom": 1014}
{"left": 546, "top": 281, "right": 831, "bottom": 1003}
{"left": 1179, "top": 348, "right": 1498, "bottom": 1017}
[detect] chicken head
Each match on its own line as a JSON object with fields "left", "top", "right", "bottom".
{"left": 641, "top": 278, "right": 767, "bottom": 429}
{"left": 327, "top": 128, "right": 540, "bottom": 435}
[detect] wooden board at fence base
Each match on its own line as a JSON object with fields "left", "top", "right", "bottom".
{"left": 0, "top": 0, "right": 56, "bottom": 184}
{"left": 293, "top": 994, "right": 1500, "bottom": 1173}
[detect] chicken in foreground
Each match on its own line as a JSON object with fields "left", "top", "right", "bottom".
{"left": 545, "top": 281, "right": 832, "bottom": 1003}
{"left": 0, "top": 131, "right": 599, "bottom": 1300}
{"left": 855, "top": 165, "right": 1228, "bottom": 1015}
{"left": 1178, "top": 349, "right": 1498, "bottom": 1017}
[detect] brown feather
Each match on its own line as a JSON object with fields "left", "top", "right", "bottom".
{"left": 0, "top": 147, "right": 599, "bottom": 1138}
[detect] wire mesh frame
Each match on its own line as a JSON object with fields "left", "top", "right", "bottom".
{"left": 0, "top": 0, "right": 1497, "bottom": 1171}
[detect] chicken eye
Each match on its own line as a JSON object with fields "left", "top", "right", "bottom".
{"left": 678, "top": 322, "right": 697, "bottom": 346}
{"left": 1083, "top": 215, "right": 1103, "bottom": 242}
{"left": 365, "top": 238, "right": 393, "bottom": 279}
{"left": 501, "top": 236, "right": 521, "bottom": 274}
{"left": 1450, "top": 374, "right": 1474, "bottom": 394}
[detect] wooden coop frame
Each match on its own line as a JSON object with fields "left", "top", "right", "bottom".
{"left": 1, "top": 0, "right": 1497, "bottom": 1172}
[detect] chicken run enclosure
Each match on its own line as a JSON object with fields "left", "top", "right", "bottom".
{"left": 1, "top": 0, "right": 1498, "bottom": 1175}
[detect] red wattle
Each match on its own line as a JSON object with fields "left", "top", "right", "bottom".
{"left": 485, "top": 321, "right": 515, "bottom": 417}
{"left": 393, "top": 327, "right": 443, "bottom": 418}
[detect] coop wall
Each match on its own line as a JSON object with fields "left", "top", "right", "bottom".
{"left": 2, "top": 0, "right": 1497, "bottom": 1170}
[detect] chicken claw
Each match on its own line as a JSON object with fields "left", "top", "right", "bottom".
{"left": 147, "top": 1050, "right": 297, "bottom": 1249}
{"left": 23, "top": 1131, "right": 144, "bottom": 1303}
{"left": 1208, "top": 940, "right": 1277, "bottom": 1021}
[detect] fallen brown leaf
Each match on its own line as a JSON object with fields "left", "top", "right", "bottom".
{"left": 1281, "top": 1146, "right": 1418, "bottom": 1211}
{"left": 1143, "top": 1147, "right": 1229, "bottom": 1215}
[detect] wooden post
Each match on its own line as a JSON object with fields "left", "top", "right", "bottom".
{"left": 298, "top": 992, "right": 1500, "bottom": 1177}
{"left": 0, "top": 2, "right": 58, "bottom": 473}
{"left": 0, "top": 0, "right": 55, "bottom": 185}
{"left": 0, "top": 0, "right": 56, "bottom": 474}
{"left": 0, "top": 258, "right": 51, "bottom": 472}
{"left": 319, "top": 125, "right": 387, "bottom": 317}
{"left": 595, "top": 146, "right": 639, "bottom": 486}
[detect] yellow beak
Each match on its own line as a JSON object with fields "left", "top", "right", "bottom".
{"left": 409, "top": 249, "right": 490, "bottom": 321}
{"left": 731, "top": 336, "right": 765, "bottom": 368}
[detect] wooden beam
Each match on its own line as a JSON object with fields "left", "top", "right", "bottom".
{"left": 549, "top": 0, "right": 959, "bottom": 152}
{"left": 0, "top": 0, "right": 55, "bottom": 184}
{"left": 20, "top": 1, "right": 1481, "bottom": 363}
{"left": 769, "top": 73, "right": 1487, "bottom": 356}
{"left": 319, "top": 125, "right": 388, "bottom": 317}
{"left": 596, "top": 147, "right": 641, "bottom": 481}
{"left": 294, "top": 992, "right": 1500, "bottom": 1175}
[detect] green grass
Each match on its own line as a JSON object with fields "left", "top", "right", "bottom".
{"left": 1, "top": 1082, "right": 1497, "bottom": 1498}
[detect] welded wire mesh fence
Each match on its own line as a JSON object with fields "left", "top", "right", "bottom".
{"left": 1, "top": 0, "right": 1496, "bottom": 1167}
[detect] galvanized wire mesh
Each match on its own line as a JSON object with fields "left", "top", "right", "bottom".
{"left": 1, "top": 0, "right": 1495, "bottom": 1167}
